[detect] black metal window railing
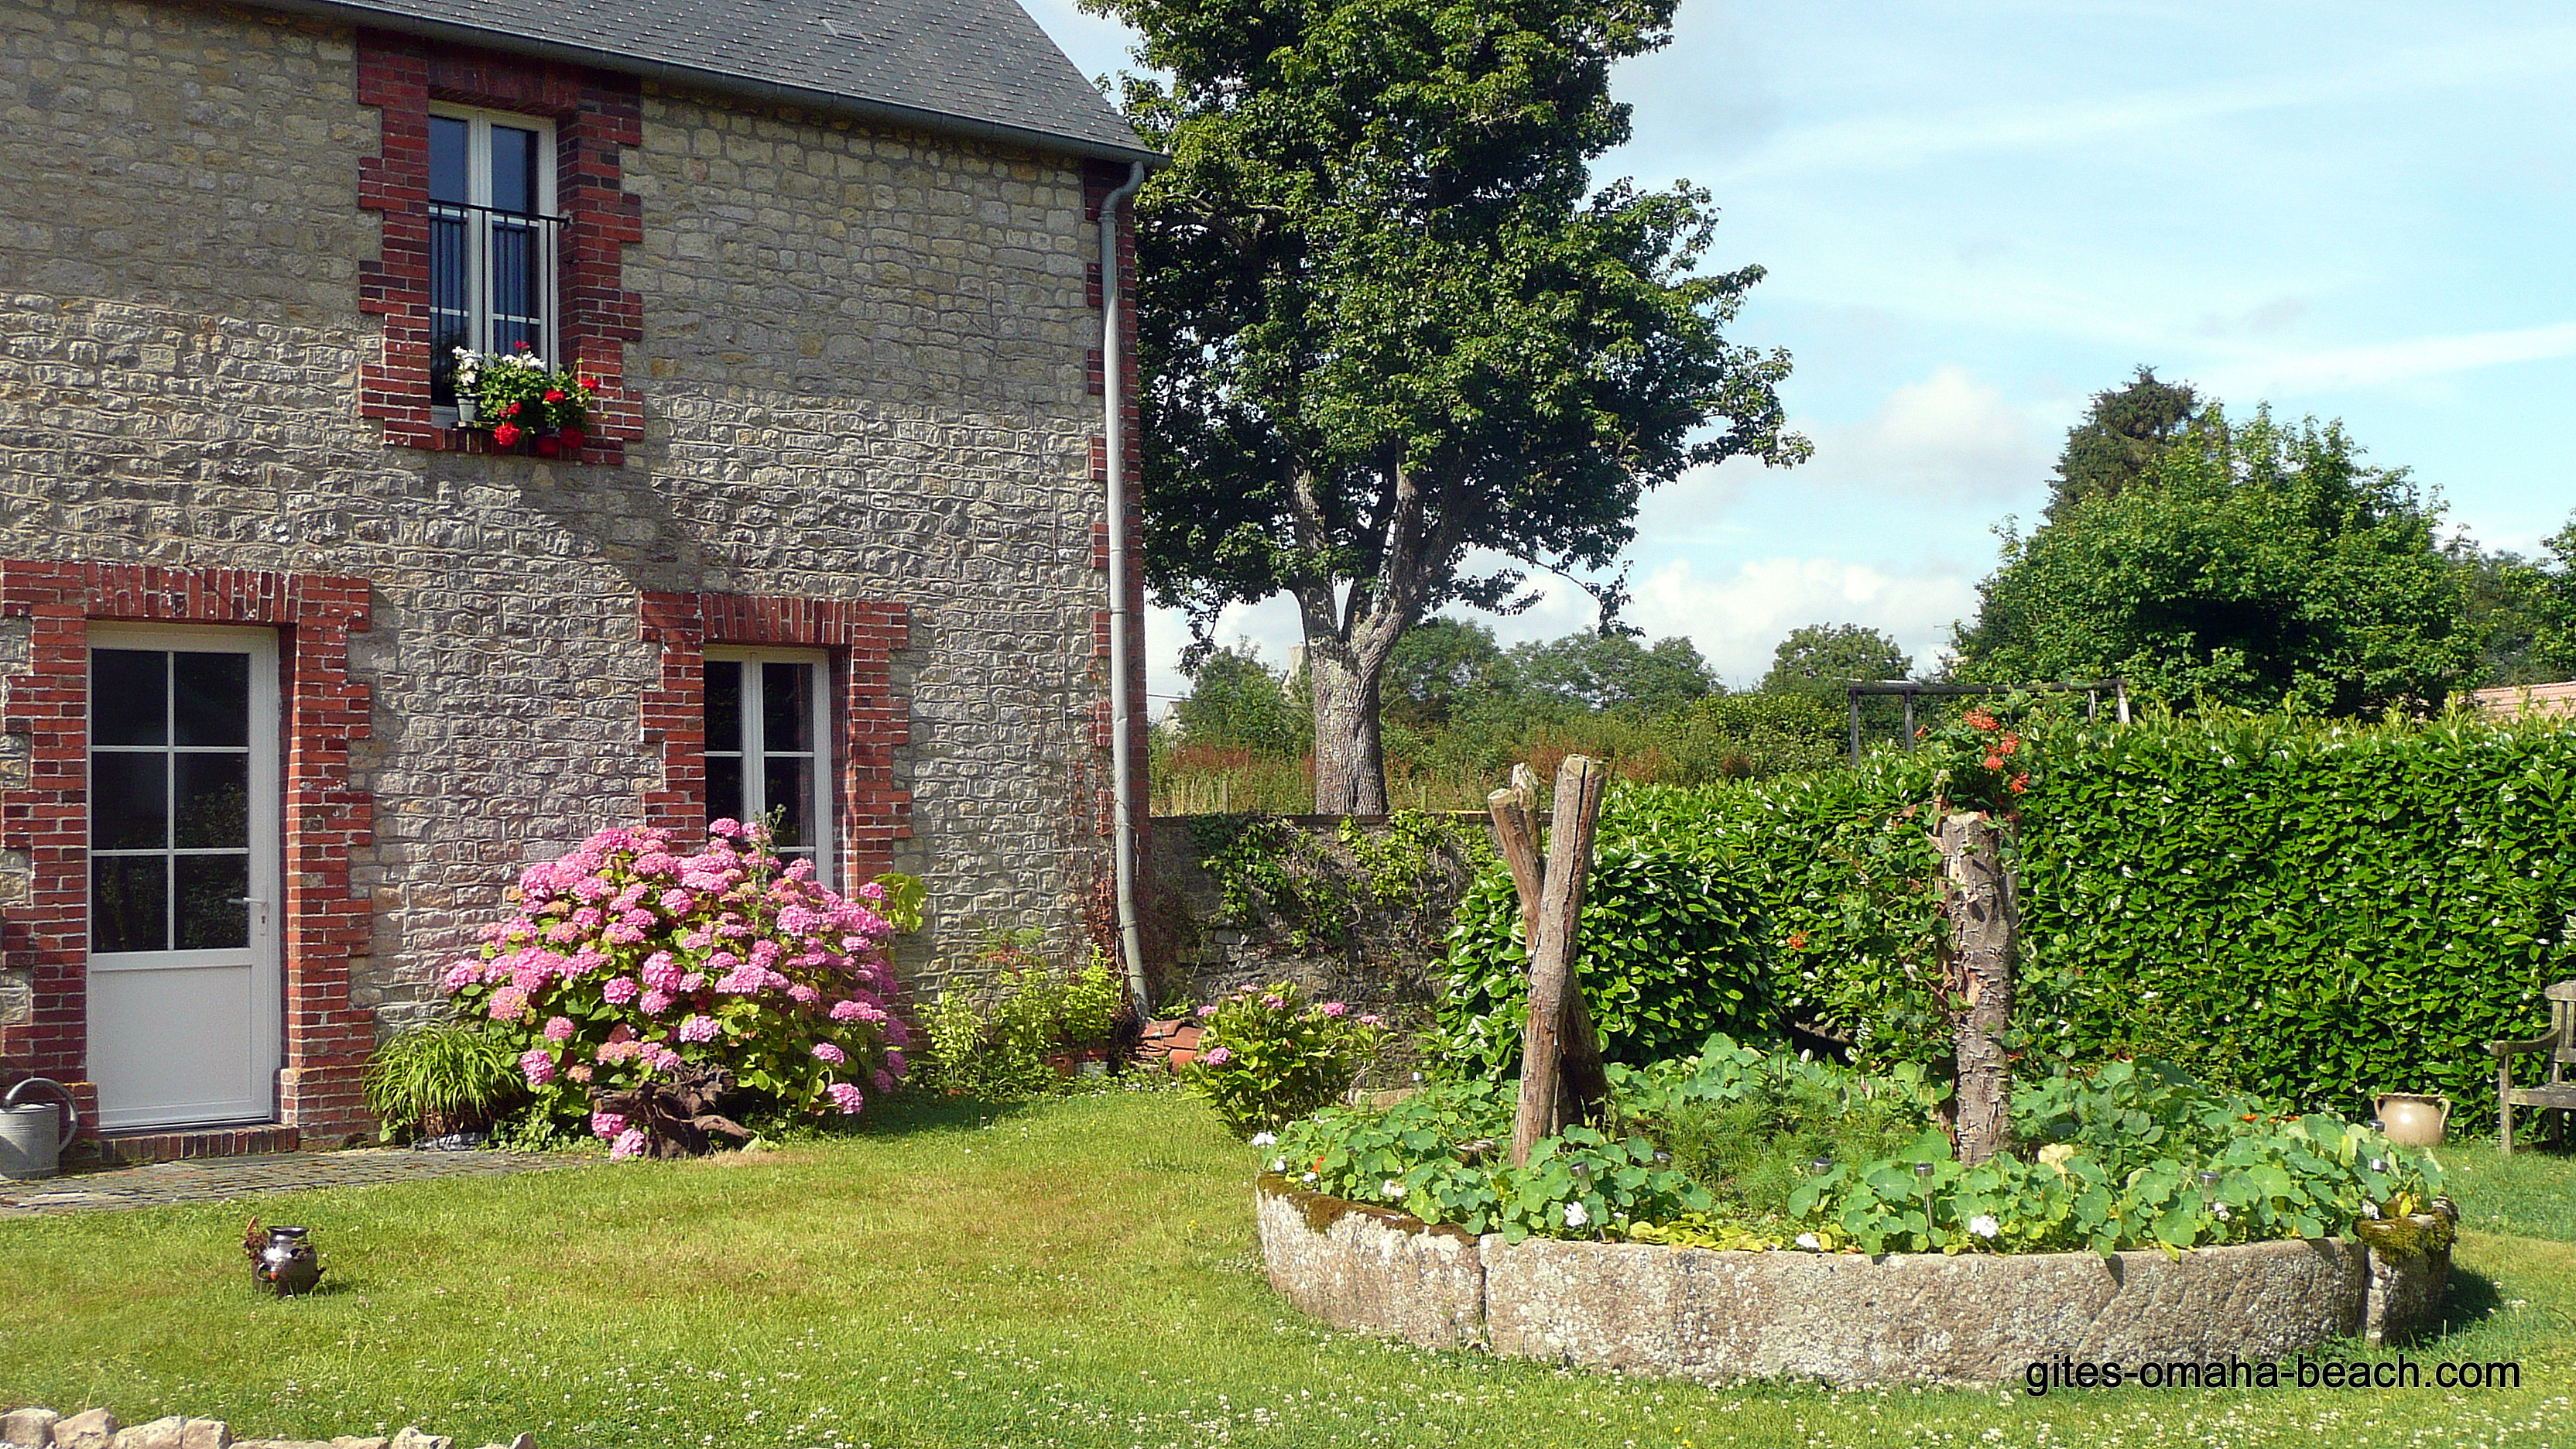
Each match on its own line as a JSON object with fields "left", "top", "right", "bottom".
{"left": 427, "top": 201, "right": 564, "bottom": 409}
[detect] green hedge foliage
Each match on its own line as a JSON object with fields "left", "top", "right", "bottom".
{"left": 1451, "top": 710, "right": 2576, "bottom": 1131}
{"left": 1437, "top": 847, "right": 1777, "bottom": 1079}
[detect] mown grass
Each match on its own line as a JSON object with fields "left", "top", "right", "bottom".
{"left": 2, "top": 1088, "right": 2570, "bottom": 1448}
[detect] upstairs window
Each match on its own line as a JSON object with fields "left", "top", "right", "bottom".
{"left": 427, "top": 107, "right": 560, "bottom": 413}
{"left": 704, "top": 650, "right": 835, "bottom": 885}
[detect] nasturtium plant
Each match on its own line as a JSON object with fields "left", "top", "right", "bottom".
{"left": 444, "top": 820, "right": 903, "bottom": 1156}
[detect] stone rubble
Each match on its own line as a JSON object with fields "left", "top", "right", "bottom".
{"left": 1, "top": 1410, "right": 534, "bottom": 1449}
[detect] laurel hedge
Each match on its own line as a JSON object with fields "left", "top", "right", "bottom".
{"left": 1481, "top": 710, "right": 2576, "bottom": 1132}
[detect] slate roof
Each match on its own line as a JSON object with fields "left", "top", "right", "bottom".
{"left": 274, "top": 0, "right": 1156, "bottom": 163}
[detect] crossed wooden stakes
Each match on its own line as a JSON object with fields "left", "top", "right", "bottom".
{"left": 1489, "top": 756, "right": 1613, "bottom": 1167}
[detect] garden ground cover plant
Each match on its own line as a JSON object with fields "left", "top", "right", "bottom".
{"left": 4, "top": 1091, "right": 2567, "bottom": 1449}
{"left": 1275, "top": 1040, "right": 2445, "bottom": 1255}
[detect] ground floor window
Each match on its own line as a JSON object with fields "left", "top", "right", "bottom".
{"left": 703, "top": 649, "right": 832, "bottom": 883}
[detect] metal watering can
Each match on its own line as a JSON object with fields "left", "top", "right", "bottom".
{"left": 2, "top": 1077, "right": 79, "bottom": 1180}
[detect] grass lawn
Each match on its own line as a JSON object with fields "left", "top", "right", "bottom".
{"left": 3, "top": 1087, "right": 2571, "bottom": 1448}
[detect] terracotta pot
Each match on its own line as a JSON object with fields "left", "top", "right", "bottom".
{"left": 2374, "top": 1093, "right": 2451, "bottom": 1148}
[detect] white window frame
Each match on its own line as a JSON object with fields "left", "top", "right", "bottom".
{"left": 427, "top": 104, "right": 560, "bottom": 425}
{"left": 704, "top": 647, "right": 836, "bottom": 887}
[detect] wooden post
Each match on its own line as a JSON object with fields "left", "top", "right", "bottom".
{"left": 1938, "top": 810, "right": 2017, "bottom": 1165}
{"left": 1509, "top": 755, "right": 1609, "bottom": 1166}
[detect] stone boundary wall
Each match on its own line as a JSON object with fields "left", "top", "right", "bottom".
{"left": 1, "top": 1407, "right": 517, "bottom": 1449}
{"left": 1254, "top": 1178, "right": 2451, "bottom": 1387}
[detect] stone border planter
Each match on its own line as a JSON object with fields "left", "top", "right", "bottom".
{"left": 1255, "top": 1177, "right": 2450, "bottom": 1386}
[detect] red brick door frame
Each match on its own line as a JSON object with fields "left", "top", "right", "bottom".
{"left": 638, "top": 593, "right": 911, "bottom": 882}
{"left": 0, "top": 563, "right": 376, "bottom": 1140}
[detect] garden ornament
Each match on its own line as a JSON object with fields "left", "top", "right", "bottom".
{"left": 2372, "top": 1094, "right": 2451, "bottom": 1148}
{"left": 244, "top": 1220, "right": 324, "bottom": 1297}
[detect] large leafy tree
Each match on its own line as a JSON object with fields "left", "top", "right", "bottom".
{"left": 1760, "top": 622, "right": 1913, "bottom": 738}
{"left": 1505, "top": 631, "right": 1715, "bottom": 718}
{"left": 1091, "top": 0, "right": 1807, "bottom": 811}
{"left": 2453, "top": 514, "right": 2576, "bottom": 687}
{"left": 1954, "top": 407, "right": 2474, "bottom": 714}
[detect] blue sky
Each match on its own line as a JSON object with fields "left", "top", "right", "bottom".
{"left": 1020, "top": 0, "right": 2576, "bottom": 703}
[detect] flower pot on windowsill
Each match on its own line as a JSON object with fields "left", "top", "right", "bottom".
{"left": 457, "top": 397, "right": 479, "bottom": 425}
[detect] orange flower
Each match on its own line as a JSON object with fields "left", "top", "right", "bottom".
{"left": 2008, "top": 773, "right": 2030, "bottom": 794}
{"left": 1999, "top": 733, "right": 2019, "bottom": 754}
{"left": 1965, "top": 707, "right": 1998, "bottom": 731}
{"left": 1786, "top": 930, "right": 1810, "bottom": 951}
{"left": 1982, "top": 755, "right": 2004, "bottom": 771}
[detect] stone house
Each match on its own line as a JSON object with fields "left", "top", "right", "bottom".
{"left": 0, "top": 0, "right": 1158, "bottom": 1157}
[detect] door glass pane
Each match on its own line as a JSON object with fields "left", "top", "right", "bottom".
{"left": 91, "top": 753, "right": 168, "bottom": 850}
{"left": 492, "top": 124, "right": 540, "bottom": 215}
{"left": 763, "top": 663, "right": 812, "bottom": 753}
{"left": 93, "top": 856, "right": 169, "bottom": 954}
{"left": 173, "top": 653, "right": 250, "bottom": 746}
{"left": 92, "top": 650, "right": 166, "bottom": 746}
{"left": 764, "top": 756, "right": 815, "bottom": 849}
{"left": 429, "top": 115, "right": 470, "bottom": 205}
{"left": 707, "top": 756, "right": 745, "bottom": 827}
{"left": 173, "top": 754, "right": 250, "bottom": 849}
{"left": 705, "top": 661, "right": 742, "bottom": 753}
{"left": 176, "top": 855, "right": 251, "bottom": 951}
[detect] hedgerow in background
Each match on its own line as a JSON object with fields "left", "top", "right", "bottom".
{"left": 1577, "top": 708, "right": 2576, "bottom": 1132}
{"left": 1439, "top": 845, "right": 1778, "bottom": 1080}
{"left": 444, "top": 821, "right": 903, "bottom": 1155}
{"left": 1184, "top": 981, "right": 1388, "bottom": 1136}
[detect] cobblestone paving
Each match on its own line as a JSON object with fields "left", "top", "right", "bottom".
{"left": 0, "top": 1149, "right": 590, "bottom": 1218}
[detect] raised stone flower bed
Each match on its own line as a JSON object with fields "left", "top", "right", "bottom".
{"left": 1255, "top": 1176, "right": 2451, "bottom": 1386}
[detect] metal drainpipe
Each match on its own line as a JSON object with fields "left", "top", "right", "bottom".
{"left": 1101, "top": 160, "right": 1150, "bottom": 1016}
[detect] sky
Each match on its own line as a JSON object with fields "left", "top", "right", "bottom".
{"left": 1018, "top": 0, "right": 2576, "bottom": 707}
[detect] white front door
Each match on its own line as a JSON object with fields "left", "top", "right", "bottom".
{"left": 86, "top": 625, "right": 282, "bottom": 1130}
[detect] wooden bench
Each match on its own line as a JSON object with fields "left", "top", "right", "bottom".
{"left": 2492, "top": 981, "right": 2576, "bottom": 1155}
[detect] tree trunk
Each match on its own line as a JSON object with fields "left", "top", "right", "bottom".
{"left": 1510, "top": 755, "right": 1608, "bottom": 1167}
{"left": 1938, "top": 810, "right": 2017, "bottom": 1166}
{"left": 1308, "top": 646, "right": 1388, "bottom": 815}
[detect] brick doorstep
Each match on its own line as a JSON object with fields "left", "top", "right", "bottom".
{"left": 83, "top": 1122, "right": 301, "bottom": 1167}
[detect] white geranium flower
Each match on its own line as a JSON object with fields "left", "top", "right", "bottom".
{"left": 1795, "top": 1232, "right": 1822, "bottom": 1251}
{"left": 1300, "top": 1171, "right": 1317, "bottom": 1184}
{"left": 1249, "top": 1132, "right": 1277, "bottom": 1146}
{"left": 2212, "top": 1203, "right": 2232, "bottom": 1221}
{"left": 1968, "top": 1214, "right": 2001, "bottom": 1240}
{"left": 1270, "top": 1157, "right": 1286, "bottom": 1172}
{"left": 1382, "top": 1179, "right": 1406, "bottom": 1200}
{"left": 1563, "top": 1201, "right": 1589, "bottom": 1228}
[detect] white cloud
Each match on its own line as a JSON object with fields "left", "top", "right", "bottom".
{"left": 1625, "top": 556, "right": 1978, "bottom": 686}
{"left": 1804, "top": 365, "right": 2050, "bottom": 499}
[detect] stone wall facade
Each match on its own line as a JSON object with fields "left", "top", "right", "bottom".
{"left": 0, "top": 0, "right": 1145, "bottom": 1141}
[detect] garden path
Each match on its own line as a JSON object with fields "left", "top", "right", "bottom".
{"left": 0, "top": 1149, "right": 585, "bottom": 1218}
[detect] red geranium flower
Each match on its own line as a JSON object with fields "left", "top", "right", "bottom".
{"left": 491, "top": 423, "right": 522, "bottom": 447}
{"left": 580, "top": 375, "right": 599, "bottom": 389}
{"left": 543, "top": 389, "right": 567, "bottom": 404}
{"left": 559, "top": 426, "right": 586, "bottom": 452}
{"left": 502, "top": 402, "right": 521, "bottom": 418}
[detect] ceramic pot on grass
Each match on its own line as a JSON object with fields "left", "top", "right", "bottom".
{"left": 2375, "top": 1093, "right": 2451, "bottom": 1147}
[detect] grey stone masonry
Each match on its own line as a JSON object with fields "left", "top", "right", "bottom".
{"left": 0, "top": 0, "right": 1125, "bottom": 1044}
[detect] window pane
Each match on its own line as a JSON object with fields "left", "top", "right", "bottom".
{"left": 173, "top": 753, "right": 250, "bottom": 849}
{"left": 92, "top": 650, "right": 166, "bottom": 746}
{"left": 488, "top": 214, "right": 544, "bottom": 358}
{"left": 91, "top": 752, "right": 169, "bottom": 851}
{"left": 92, "top": 855, "right": 169, "bottom": 954}
{"left": 492, "top": 124, "right": 540, "bottom": 215}
{"left": 176, "top": 854, "right": 251, "bottom": 951}
{"left": 764, "top": 755, "right": 816, "bottom": 849}
{"left": 707, "top": 755, "right": 745, "bottom": 828}
{"left": 429, "top": 115, "right": 469, "bottom": 205}
{"left": 704, "top": 661, "right": 742, "bottom": 753}
{"left": 172, "top": 652, "right": 249, "bottom": 746}
{"left": 430, "top": 208, "right": 470, "bottom": 407}
{"left": 763, "top": 662, "right": 813, "bottom": 753}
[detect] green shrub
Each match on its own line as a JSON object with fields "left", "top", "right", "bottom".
{"left": 913, "top": 941, "right": 1129, "bottom": 1101}
{"left": 1437, "top": 846, "right": 1778, "bottom": 1079}
{"left": 1271, "top": 1038, "right": 2445, "bottom": 1254}
{"left": 1583, "top": 707, "right": 2576, "bottom": 1129}
{"left": 1183, "top": 981, "right": 1388, "bottom": 1136}
{"left": 362, "top": 1020, "right": 523, "bottom": 1142}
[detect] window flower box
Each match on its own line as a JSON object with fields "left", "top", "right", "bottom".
{"left": 452, "top": 344, "right": 597, "bottom": 456}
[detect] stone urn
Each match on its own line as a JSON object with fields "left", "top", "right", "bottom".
{"left": 2374, "top": 1093, "right": 2451, "bottom": 1148}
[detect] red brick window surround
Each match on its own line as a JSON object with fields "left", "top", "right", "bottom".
{"left": 358, "top": 33, "right": 644, "bottom": 464}
{"left": 639, "top": 594, "right": 912, "bottom": 884}
{"left": 0, "top": 563, "right": 376, "bottom": 1140}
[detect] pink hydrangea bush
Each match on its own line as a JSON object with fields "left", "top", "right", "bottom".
{"left": 446, "top": 820, "right": 906, "bottom": 1142}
